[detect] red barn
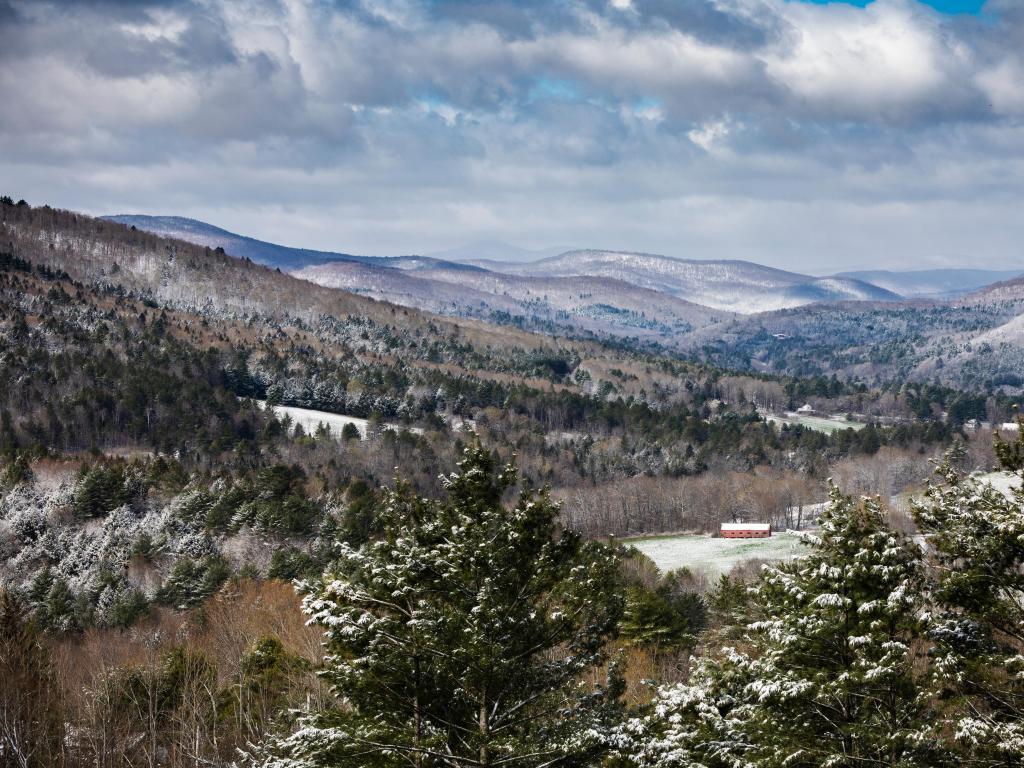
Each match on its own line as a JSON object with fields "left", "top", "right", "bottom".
{"left": 720, "top": 522, "right": 771, "bottom": 539}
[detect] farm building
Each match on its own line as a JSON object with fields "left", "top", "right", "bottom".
{"left": 720, "top": 522, "right": 772, "bottom": 539}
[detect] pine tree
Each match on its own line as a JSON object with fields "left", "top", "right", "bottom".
{"left": 253, "top": 440, "right": 624, "bottom": 768}
{"left": 617, "top": 487, "right": 938, "bottom": 768}
{"left": 914, "top": 426, "right": 1024, "bottom": 765}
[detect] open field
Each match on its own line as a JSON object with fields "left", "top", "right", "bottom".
{"left": 766, "top": 412, "right": 866, "bottom": 434}
{"left": 625, "top": 531, "right": 806, "bottom": 576}
{"left": 256, "top": 401, "right": 424, "bottom": 440}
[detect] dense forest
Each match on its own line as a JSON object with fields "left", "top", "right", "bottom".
{"left": 3, "top": 198, "right": 1024, "bottom": 766}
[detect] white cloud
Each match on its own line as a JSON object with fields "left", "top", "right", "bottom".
{"left": 977, "top": 58, "right": 1024, "bottom": 115}
{"left": 764, "top": 1, "right": 973, "bottom": 120}
{"left": 688, "top": 118, "right": 733, "bottom": 153}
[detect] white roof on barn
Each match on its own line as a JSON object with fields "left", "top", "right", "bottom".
{"left": 721, "top": 522, "right": 771, "bottom": 531}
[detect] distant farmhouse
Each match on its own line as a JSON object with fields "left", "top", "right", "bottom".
{"left": 721, "top": 522, "right": 772, "bottom": 539}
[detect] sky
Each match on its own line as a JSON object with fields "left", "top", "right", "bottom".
{"left": 1, "top": 0, "right": 1023, "bottom": 273}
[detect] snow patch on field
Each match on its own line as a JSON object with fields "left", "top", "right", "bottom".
{"left": 973, "top": 471, "right": 1022, "bottom": 497}
{"left": 626, "top": 531, "right": 805, "bottom": 576}
{"left": 765, "top": 412, "right": 866, "bottom": 435}
{"left": 255, "top": 401, "right": 423, "bottom": 439}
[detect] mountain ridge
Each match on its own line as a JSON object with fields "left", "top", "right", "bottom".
{"left": 836, "top": 268, "right": 1024, "bottom": 298}
{"left": 482, "top": 248, "right": 904, "bottom": 313}
{"left": 103, "top": 214, "right": 482, "bottom": 273}
{"left": 107, "top": 215, "right": 906, "bottom": 315}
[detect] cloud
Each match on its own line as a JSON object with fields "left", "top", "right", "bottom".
{"left": 0, "top": 0, "right": 1023, "bottom": 271}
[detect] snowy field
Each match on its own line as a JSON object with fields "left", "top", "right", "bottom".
{"left": 974, "top": 471, "right": 1022, "bottom": 497}
{"left": 626, "top": 531, "right": 806, "bottom": 576}
{"left": 766, "top": 412, "right": 866, "bottom": 434}
{"left": 255, "top": 401, "right": 423, "bottom": 440}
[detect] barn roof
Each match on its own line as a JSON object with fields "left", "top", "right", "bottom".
{"left": 721, "top": 523, "right": 771, "bottom": 531}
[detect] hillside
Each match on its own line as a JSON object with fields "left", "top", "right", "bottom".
{"left": 837, "top": 268, "right": 1023, "bottom": 298}
{"left": 293, "top": 260, "right": 731, "bottom": 344}
{"left": 102, "top": 213, "right": 1024, "bottom": 389}
{"left": 0, "top": 201, "right": 813, "bottom": 483}
{"left": 691, "top": 294, "right": 1024, "bottom": 390}
{"left": 112, "top": 216, "right": 901, "bottom": 316}
{"left": 103, "top": 214, "right": 475, "bottom": 273}
{"left": 489, "top": 249, "right": 904, "bottom": 312}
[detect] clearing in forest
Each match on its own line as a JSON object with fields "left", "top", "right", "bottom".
{"left": 626, "top": 530, "right": 805, "bottom": 576}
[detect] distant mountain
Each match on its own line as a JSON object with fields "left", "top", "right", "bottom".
{"left": 293, "top": 261, "right": 731, "bottom": 344}
{"left": 110, "top": 218, "right": 904, "bottom": 317}
{"left": 963, "top": 273, "right": 1024, "bottom": 303}
{"left": 682, "top": 265, "right": 1024, "bottom": 389}
{"left": 103, "top": 215, "right": 478, "bottom": 272}
{"left": 425, "top": 241, "right": 569, "bottom": 263}
{"left": 836, "top": 269, "right": 1023, "bottom": 298}
{"left": 486, "top": 249, "right": 903, "bottom": 313}
{"left": 47, "top": 210, "right": 1024, "bottom": 390}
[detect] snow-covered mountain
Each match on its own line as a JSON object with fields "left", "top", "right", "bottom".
{"left": 484, "top": 249, "right": 903, "bottom": 313}
{"left": 424, "top": 241, "right": 569, "bottom": 263}
{"left": 837, "top": 269, "right": 1023, "bottom": 298}
{"left": 293, "top": 261, "right": 731, "bottom": 343}
{"left": 107, "top": 216, "right": 906, "bottom": 317}
{"left": 103, "top": 214, "right": 475, "bottom": 272}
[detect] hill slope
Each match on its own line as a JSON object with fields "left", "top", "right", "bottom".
{"left": 103, "top": 214, "right": 477, "bottom": 272}
{"left": 837, "top": 269, "right": 1023, "bottom": 298}
{"left": 293, "top": 261, "right": 731, "bottom": 344}
{"left": 487, "top": 249, "right": 903, "bottom": 312}
{"left": 107, "top": 217, "right": 903, "bottom": 315}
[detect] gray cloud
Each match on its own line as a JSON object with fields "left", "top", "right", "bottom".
{"left": 1, "top": 0, "right": 1023, "bottom": 271}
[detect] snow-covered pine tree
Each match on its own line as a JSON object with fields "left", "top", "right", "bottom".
{"left": 914, "top": 423, "right": 1024, "bottom": 764}
{"left": 252, "top": 439, "right": 623, "bottom": 768}
{"left": 616, "top": 487, "right": 938, "bottom": 768}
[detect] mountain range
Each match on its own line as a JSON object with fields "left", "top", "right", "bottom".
{"left": 104, "top": 214, "right": 1024, "bottom": 388}
{"left": 107, "top": 215, "right": 1021, "bottom": 309}
{"left": 836, "top": 269, "right": 1024, "bottom": 298}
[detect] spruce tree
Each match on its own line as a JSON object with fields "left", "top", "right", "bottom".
{"left": 618, "top": 487, "right": 937, "bottom": 768}
{"left": 914, "top": 425, "right": 1024, "bottom": 765}
{"left": 255, "top": 440, "right": 623, "bottom": 768}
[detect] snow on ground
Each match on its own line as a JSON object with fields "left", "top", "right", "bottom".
{"left": 625, "top": 531, "right": 805, "bottom": 576}
{"left": 973, "top": 471, "right": 1022, "bottom": 497}
{"left": 449, "top": 417, "right": 477, "bottom": 432}
{"left": 765, "top": 412, "right": 866, "bottom": 435}
{"left": 255, "top": 401, "right": 423, "bottom": 440}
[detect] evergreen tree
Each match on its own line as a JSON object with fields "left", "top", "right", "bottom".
{"left": 617, "top": 487, "right": 938, "bottom": 768}
{"left": 73, "top": 462, "right": 132, "bottom": 519}
{"left": 619, "top": 572, "right": 706, "bottom": 651}
{"left": 914, "top": 426, "right": 1024, "bottom": 765}
{"left": 253, "top": 440, "right": 624, "bottom": 768}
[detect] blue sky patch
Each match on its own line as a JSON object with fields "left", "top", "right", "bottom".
{"left": 796, "top": 0, "right": 985, "bottom": 13}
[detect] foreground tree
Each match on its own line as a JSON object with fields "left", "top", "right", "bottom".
{"left": 617, "top": 487, "right": 939, "bottom": 767}
{"left": 253, "top": 440, "right": 623, "bottom": 768}
{"left": 914, "top": 423, "right": 1024, "bottom": 765}
{"left": 0, "top": 589, "right": 65, "bottom": 767}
